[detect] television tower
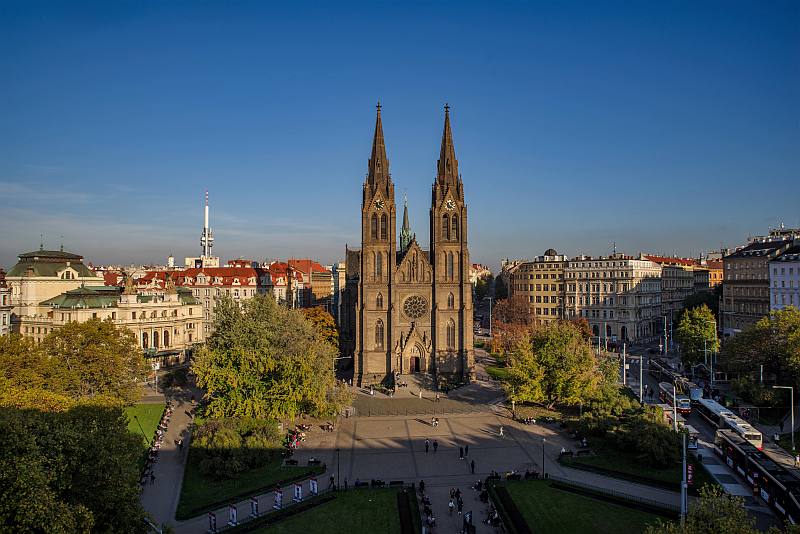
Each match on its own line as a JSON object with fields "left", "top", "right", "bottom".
{"left": 200, "top": 190, "right": 214, "bottom": 258}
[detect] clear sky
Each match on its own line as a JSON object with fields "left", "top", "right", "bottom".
{"left": 1, "top": 1, "right": 798, "bottom": 270}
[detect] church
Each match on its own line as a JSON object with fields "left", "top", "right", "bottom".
{"left": 342, "top": 104, "right": 474, "bottom": 387}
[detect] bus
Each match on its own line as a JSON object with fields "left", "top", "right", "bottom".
{"left": 658, "top": 382, "right": 691, "bottom": 414}
{"left": 698, "top": 398, "right": 763, "bottom": 449}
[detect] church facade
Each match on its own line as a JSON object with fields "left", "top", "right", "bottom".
{"left": 342, "top": 105, "right": 474, "bottom": 387}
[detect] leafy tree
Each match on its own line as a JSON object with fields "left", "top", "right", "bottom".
{"left": 678, "top": 284, "right": 722, "bottom": 323}
{"left": 0, "top": 403, "right": 147, "bottom": 533}
{"left": 193, "top": 295, "right": 351, "bottom": 419}
{"left": 570, "top": 316, "right": 593, "bottom": 340}
{"left": 504, "top": 321, "right": 605, "bottom": 408}
{"left": 720, "top": 306, "right": 800, "bottom": 386}
{"left": 0, "top": 321, "right": 148, "bottom": 406}
{"left": 301, "top": 306, "right": 339, "bottom": 348}
{"left": 613, "top": 416, "right": 680, "bottom": 468}
{"left": 645, "top": 485, "right": 757, "bottom": 534}
{"left": 193, "top": 418, "right": 282, "bottom": 480}
{"left": 475, "top": 277, "right": 489, "bottom": 301}
{"left": 676, "top": 304, "right": 718, "bottom": 366}
{"left": 493, "top": 295, "right": 532, "bottom": 325}
{"left": 494, "top": 274, "right": 508, "bottom": 300}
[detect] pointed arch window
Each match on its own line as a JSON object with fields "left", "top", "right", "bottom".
{"left": 448, "top": 292, "right": 455, "bottom": 309}
{"left": 447, "top": 319, "right": 456, "bottom": 350}
{"left": 376, "top": 293, "right": 383, "bottom": 309}
{"left": 448, "top": 252, "right": 455, "bottom": 281}
{"left": 451, "top": 215, "right": 459, "bottom": 240}
{"left": 375, "top": 319, "right": 384, "bottom": 349}
{"left": 371, "top": 214, "right": 378, "bottom": 240}
{"left": 442, "top": 214, "right": 450, "bottom": 240}
{"left": 380, "top": 213, "right": 388, "bottom": 240}
{"left": 376, "top": 252, "right": 383, "bottom": 279}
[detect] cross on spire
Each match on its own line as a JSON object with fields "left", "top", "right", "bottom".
{"left": 367, "top": 102, "right": 390, "bottom": 189}
{"left": 437, "top": 103, "right": 458, "bottom": 185}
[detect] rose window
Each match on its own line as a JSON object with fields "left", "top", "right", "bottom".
{"left": 403, "top": 295, "right": 428, "bottom": 319}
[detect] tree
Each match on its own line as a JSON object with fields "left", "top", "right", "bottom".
{"left": 0, "top": 403, "right": 147, "bottom": 533}
{"left": 645, "top": 485, "right": 757, "bottom": 534}
{"left": 302, "top": 306, "right": 339, "bottom": 348}
{"left": 678, "top": 284, "right": 722, "bottom": 323}
{"left": 0, "top": 320, "right": 148, "bottom": 405}
{"left": 494, "top": 274, "right": 508, "bottom": 300}
{"left": 720, "top": 306, "right": 800, "bottom": 386}
{"left": 192, "top": 295, "right": 351, "bottom": 420}
{"left": 504, "top": 321, "right": 605, "bottom": 408}
{"left": 676, "top": 304, "right": 718, "bottom": 367}
{"left": 475, "top": 277, "right": 489, "bottom": 301}
{"left": 493, "top": 295, "right": 532, "bottom": 326}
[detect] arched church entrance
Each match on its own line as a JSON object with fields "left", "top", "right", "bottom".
{"left": 410, "top": 345, "right": 423, "bottom": 373}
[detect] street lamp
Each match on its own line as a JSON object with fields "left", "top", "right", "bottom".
{"left": 336, "top": 447, "right": 341, "bottom": 490}
{"left": 487, "top": 297, "right": 493, "bottom": 338}
{"left": 774, "top": 386, "right": 795, "bottom": 452}
{"left": 542, "top": 438, "right": 546, "bottom": 477}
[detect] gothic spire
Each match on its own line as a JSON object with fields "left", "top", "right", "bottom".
{"left": 436, "top": 103, "right": 459, "bottom": 185}
{"left": 368, "top": 101, "right": 390, "bottom": 188}
{"left": 400, "top": 193, "right": 412, "bottom": 253}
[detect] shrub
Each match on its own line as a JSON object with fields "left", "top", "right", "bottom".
{"left": 192, "top": 418, "right": 282, "bottom": 480}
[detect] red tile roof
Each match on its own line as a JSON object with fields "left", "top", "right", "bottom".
{"left": 705, "top": 259, "right": 723, "bottom": 270}
{"left": 643, "top": 255, "right": 698, "bottom": 267}
{"left": 288, "top": 259, "right": 329, "bottom": 274}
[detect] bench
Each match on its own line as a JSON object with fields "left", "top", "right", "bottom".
{"left": 389, "top": 480, "right": 404, "bottom": 487}
{"left": 576, "top": 448, "right": 592, "bottom": 456}
{"left": 307, "top": 459, "right": 321, "bottom": 466}
{"left": 559, "top": 451, "right": 574, "bottom": 458}
{"left": 285, "top": 459, "right": 298, "bottom": 466}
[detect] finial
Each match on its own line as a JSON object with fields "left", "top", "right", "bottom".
{"left": 404, "top": 192, "right": 408, "bottom": 205}
{"left": 376, "top": 100, "right": 381, "bottom": 114}
{"left": 60, "top": 235, "right": 64, "bottom": 252}
{"left": 444, "top": 103, "right": 450, "bottom": 113}
{"left": 40, "top": 234, "right": 44, "bottom": 251}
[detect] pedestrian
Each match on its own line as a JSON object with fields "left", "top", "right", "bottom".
{"left": 450, "top": 488, "right": 455, "bottom": 499}
{"left": 435, "top": 393, "right": 440, "bottom": 402}
{"left": 470, "top": 459, "right": 475, "bottom": 474}
{"left": 465, "top": 444, "right": 469, "bottom": 456}
{"left": 419, "top": 480, "right": 425, "bottom": 494}
{"left": 795, "top": 454, "right": 799, "bottom": 468}
{"left": 459, "top": 446, "right": 464, "bottom": 460}
{"left": 329, "top": 475, "right": 335, "bottom": 489}
{"left": 457, "top": 498, "right": 463, "bottom": 515}
{"left": 419, "top": 390, "right": 423, "bottom": 399}
{"left": 449, "top": 498, "right": 455, "bottom": 516}
{"left": 344, "top": 478, "right": 348, "bottom": 491}
{"left": 499, "top": 425, "right": 504, "bottom": 437}
{"left": 455, "top": 488, "right": 461, "bottom": 500}
{"left": 425, "top": 438, "right": 430, "bottom": 453}
{"left": 433, "top": 440, "right": 438, "bottom": 453}
{"left": 150, "top": 472, "right": 155, "bottom": 485}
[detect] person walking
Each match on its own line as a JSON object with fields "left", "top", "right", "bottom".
{"left": 419, "top": 480, "right": 426, "bottom": 494}
{"left": 425, "top": 438, "right": 430, "bottom": 453}
{"left": 464, "top": 444, "right": 469, "bottom": 456}
{"left": 150, "top": 472, "right": 155, "bottom": 485}
{"left": 459, "top": 446, "right": 464, "bottom": 460}
{"left": 499, "top": 425, "right": 504, "bottom": 437}
{"left": 329, "top": 474, "right": 335, "bottom": 489}
{"left": 433, "top": 440, "right": 439, "bottom": 453}
{"left": 449, "top": 498, "right": 455, "bottom": 516}
{"left": 457, "top": 497, "right": 463, "bottom": 515}
{"left": 470, "top": 459, "right": 475, "bottom": 474}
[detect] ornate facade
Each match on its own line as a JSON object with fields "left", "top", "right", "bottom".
{"left": 342, "top": 105, "right": 474, "bottom": 386}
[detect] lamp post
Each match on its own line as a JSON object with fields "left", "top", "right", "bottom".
{"left": 487, "top": 297, "right": 493, "bottom": 338}
{"left": 672, "top": 383, "right": 678, "bottom": 432}
{"left": 336, "top": 447, "right": 341, "bottom": 490}
{"left": 774, "top": 386, "right": 795, "bottom": 452}
{"left": 542, "top": 438, "right": 546, "bottom": 477}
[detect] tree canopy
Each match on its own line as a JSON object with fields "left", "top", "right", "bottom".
{"left": 503, "top": 321, "right": 610, "bottom": 408}
{"left": 494, "top": 274, "right": 508, "bottom": 300}
{"left": 0, "top": 319, "right": 148, "bottom": 407}
{"left": 301, "top": 306, "right": 339, "bottom": 348}
{"left": 720, "top": 306, "right": 800, "bottom": 386}
{"left": 675, "top": 304, "right": 718, "bottom": 366}
{"left": 192, "top": 295, "right": 351, "bottom": 420}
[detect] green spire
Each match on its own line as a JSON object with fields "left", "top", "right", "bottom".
{"left": 400, "top": 194, "right": 412, "bottom": 253}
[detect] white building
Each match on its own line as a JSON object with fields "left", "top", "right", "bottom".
{"left": 0, "top": 269, "right": 11, "bottom": 336}
{"left": 770, "top": 245, "right": 800, "bottom": 311}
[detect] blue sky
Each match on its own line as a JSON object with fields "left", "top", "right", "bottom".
{"left": 1, "top": 1, "right": 798, "bottom": 270}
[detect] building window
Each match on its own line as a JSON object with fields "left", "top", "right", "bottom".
{"left": 142, "top": 332, "right": 149, "bottom": 349}
{"left": 377, "top": 293, "right": 384, "bottom": 309}
{"left": 451, "top": 215, "right": 459, "bottom": 240}
{"left": 442, "top": 214, "right": 450, "bottom": 240}
{"left": 371, "top": 214, "right": 378, "bottom": 240}
{"left": 376, "top": 252, "right": 383, "bottom": 278}
{"left": 448, "top": 292, "right": 455, "bottom": 309}
{"left": 375, "top": 319, "right": 384, "bottom": 349}
{"left": 153, "top": 331, "right": 159, "bottom": 348}
{"left": 447, "top": 319, "right": 456, "bottom": 350}
{"left": 163, "top": 330, "right": 170, "bottom": 347}
{"left": 380, "top": 213, "right": 388, "bottom": 240}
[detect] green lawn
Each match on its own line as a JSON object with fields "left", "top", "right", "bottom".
{"left": 125, "top": 402, "right": 165, "bottom": 469}
{"left": 506, "top": 480, "right": 661, "bottom": 533}
{"left": 176, "top": 450, "right": 323, "bottom": 519}
{"left": 486, "top": 365, "right": 509, "bottom": 381}
{"left": 253, "top": 489, "right": 401, "bottom": 534}
{"left": 563, "top": 436, "right": 713, "bottom": 490}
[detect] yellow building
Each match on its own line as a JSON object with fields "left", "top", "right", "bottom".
{"left": 509, "top": 249, "right": 567, "bottom": 325}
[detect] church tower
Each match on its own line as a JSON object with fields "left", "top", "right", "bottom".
{"left": 430, "top": 105, "right": 474, "bottom": 380}
{"left": 356, "top": 103, "right": 396, "bottom": 382}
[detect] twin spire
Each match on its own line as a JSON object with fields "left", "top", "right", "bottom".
{"left": 367, "top": 102, "right": 459, "bottom": 189}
